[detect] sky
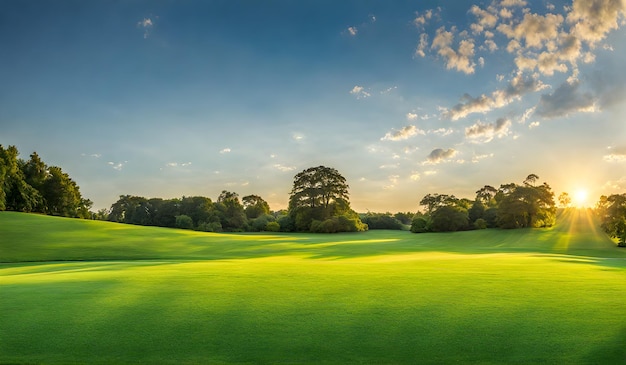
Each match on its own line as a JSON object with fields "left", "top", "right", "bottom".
{"left": 2, "top": 0, "right": 626, "bottom": 212}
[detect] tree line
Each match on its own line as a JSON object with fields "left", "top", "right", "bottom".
{"left": 410, "top": 174, "right": 557, "bottom": 233}
{"left": 4, "top": 147, "right": 625, "bottom": 245}
{"left": 106, "top": 192, "right": 279, "bottom": 232}
{"left": 0, "top": 145, "right": 92, "bottom": 218}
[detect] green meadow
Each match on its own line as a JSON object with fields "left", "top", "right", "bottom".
{"left": 1, "top": 210, "right": 626, "bottom": 364}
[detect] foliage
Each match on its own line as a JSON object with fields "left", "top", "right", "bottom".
{"left": 410, "top": 216, "right": 430, "bottom": 233}
{"left": 430, "top": 205, "right": 469, "bottom": 232}
{"left": 497, "top": 181, "right": 556, "bottom": 229}
{"left": 175, "top": 215, "right": 194, "bottom": 230}
{"left": 288, "top": 166, "right": 365, "bottom": 232}
{"left": 393, "top": 212, "right": 414, "bottom": 225}
{"left": 0, "top": 145, "right": 90, "bottom": 218}
{"left": 414, "top": 174, "right": 556, "bottom": 234}
{"left": 216, "top": 191, "right": 247, "bottom": 231}
{"left": 474, "top": 218, "right": 488, "bottom": 230}
{"left": 242, "top": 195, "right": 271, "bottom": 219}
{"left": 597, "top": 194, "right": 626, "bottom": 247}
{"left": 265, "top": 221, "right": 280, "bottom": 232}
{"left": 360, "top": 212, "right": 404, "bottom": 230}
{"left": 558, "top": 192, "right": 571, "bottom": 208}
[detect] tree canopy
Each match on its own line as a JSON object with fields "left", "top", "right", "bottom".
{"left": 288, "top": 166, "right": 366, "bottom": 232}
{"left": 413, "top": 174, "right": 556, "bottom": 233}
{"left": 597, "top": 194, "right": 626, "bottom": 247}
{"left": 0, "top": 145, "right": 91, "bottom": 218}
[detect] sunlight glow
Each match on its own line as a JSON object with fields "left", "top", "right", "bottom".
{"left": 573, "top": 189, "right": 588, "bottom": 208}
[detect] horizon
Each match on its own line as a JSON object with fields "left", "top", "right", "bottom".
{"left": 2, "top": 0, "right": 625, "bottom": 212}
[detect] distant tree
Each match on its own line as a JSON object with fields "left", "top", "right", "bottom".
{"left": 216, "top": 190, "right": 246, "bottom": 231}
{"left": 474, "top": 218, "right": 487, "bottom": 230}
{"left": 430, "top": 205, "right": 469, "bottom": 232}
{"left": 419, "top": 193, "right": 457, "bottom": 214}
{"left": 497, "top": 178, "right": 556, "bottom": 229}
{"left": 468, "top": 200, "right": 485, "bottom": 224}
{"left": 475, "top": 185, "right": 498, "bottom": 206}
{"left": 93, "top": 208, "right": 110, "bottom": 220}
{"left": 179, "top": 196, "right": 214, "bottom": 227}
{"left": 242, "top": 194, "right": 270, "bottom": 219}
{"left": 393, "top": 212, "right": 414, "bottom": 225}
{"left": 360, "top": 213, "right": 403, "bottom": 230}
{"left": 175, "top": 214, "right": 194, "bottom": 230}
{"left": 410, "top": 216, "right": 430, "bottom": 233}
{"left": 598, "top": 194, "right": 626, "bottom": 247}
{"left": 558, "top": 192, "right": 572, "bottom": 208}
{"left": 265, "top": 221, "right": 280, "bottom": 232}
{"left": 524, "top": 173, "right": 539, "bottom": 187}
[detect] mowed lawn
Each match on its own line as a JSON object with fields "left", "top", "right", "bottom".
{"left": 1, "top": 211, "right": 626, "bottom": 364}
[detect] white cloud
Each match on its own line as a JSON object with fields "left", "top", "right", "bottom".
{"left": 415, "top": 33, "right": 429, "bottom": 57}
{"left": 497, "top": 12, "right": 564, "bottom": 49}
{"left": 444, "top": 73, "right": 547, "bottom": 120}
{"left": 108, "top": 161, "right": 125, "bottom": 171}
{"left": 410, "top": 172, "right": 421, "bottom": 181}
{"left": 165, "top": 162, "right": 192, "bottom": 168}
{"left": 137, "top": 17, "right": 155, "bottom": 39}
{"left": 383, "top": 175, "right": 401, "bottom": 190}
{"left": 82, "top": 153, "right": 101, "bottom": 158}
{"left": 381, "top": 125, "right": 425, "bottom": 141}
{"left": 518, "top": 106, "right": 536, "bottom": 124}
{"left": 347, "top": 26, "right": 358, "bottom": 36}
{"left": 567, "top": 0, "right": 626, "bottom": 45}
{"left": 430, "top": 128, "right": 454, "bottom": 136}
{"left": 273, "top": 164, "right": 296, "bottom": 172}
{"left": 292, "top": 133, "right": 305, "bottom": 141}
{"left": 470, "top": 5, "right": 499, "bottom": 34}
{"left": 603, "top": 147, "right": 626, "bottom": 162}
{"left": 603, "top": 177, "right": 626, "bottom": 190}
{"left": 414, "top": 9, "right": 435, "bottom": 28}
{"left": 465, "top": 117, "right": 512, "bottom": 143}
{"left": 500, "top": 0, "right": 527, "bottom": 7}
{"left": 528, "top": 121, "right": 541, "bottom": 129}
{"left": 426, "top": 148, "right": 457, "bottom": 164}
{"left": 350, "top": 85, "right": 371, "bottom": 99}
{"left": 424, "top": 170, "right": 438, "bottom": 176}
{"left": 484, "top": 39, "right": 499, "bottom": 52}
{"left": 381, "top": 86, "right": 397, "bottom": 94}
{"left": 406, "top": 112, "right": 418, "bottom": 121}
{"left": 431, "top": 27, "right": 476, "bottom": 74}
{"left": 471, "top": 153, "right": 495, "bottom": 163}
{"left": 219, "top": 148, "right": 231, "bottom": 154}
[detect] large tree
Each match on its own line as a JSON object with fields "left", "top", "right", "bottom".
{"left": 288, "top": 166, "right": 365, "bottom": 232}
{"left": 289, "top": 166, "right": 349, "bottom": 211}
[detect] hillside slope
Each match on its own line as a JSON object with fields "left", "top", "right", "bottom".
{"left": 0, "top": 209, "right": 622, "bottom": 263}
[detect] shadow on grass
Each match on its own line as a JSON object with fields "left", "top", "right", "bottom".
{"left": 582, "top": 326, "right": 626, "bottom": 364}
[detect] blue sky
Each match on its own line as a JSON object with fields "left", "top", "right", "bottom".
{"left": 2, "top": 0, "right": 626, "bottom": 212}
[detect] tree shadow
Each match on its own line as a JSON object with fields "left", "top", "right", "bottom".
{"left": 581, "top": 326, "right": 626, "bottom": 364}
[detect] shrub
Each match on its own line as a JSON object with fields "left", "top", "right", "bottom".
{"left": 410, "top": 217, "right": 430, "bottom": 233}
{"left": 265, "top": 221, "right": 280, "bottom": 232}
{"left": 175, "top": 215, "right": 194, "bottom": 230}
{"left": 474, "top": 218, "right": 487, "bottom": 230}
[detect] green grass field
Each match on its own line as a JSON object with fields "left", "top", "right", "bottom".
{"left": 1, "top": 210, "right": 626, "bottom": 364}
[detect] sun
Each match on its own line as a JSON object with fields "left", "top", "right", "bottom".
{"left": 573, "top": 189, "right": 588, "bottom": 208}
